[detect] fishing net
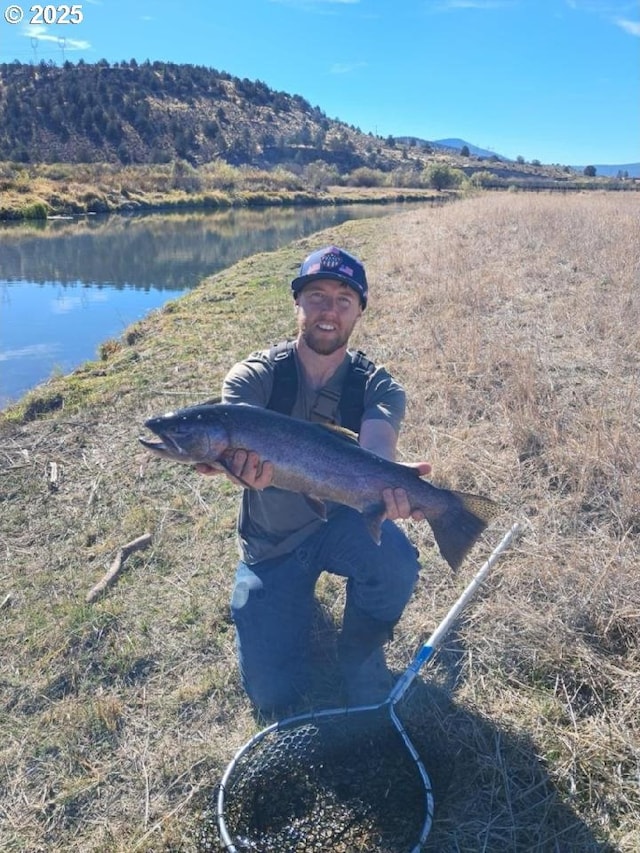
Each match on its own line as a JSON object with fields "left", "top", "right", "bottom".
{"left": 209, "top": 524, "right": 521, "bottom": 853}
{"left": 216, "top": 704, "right": 433, "bottom": 853}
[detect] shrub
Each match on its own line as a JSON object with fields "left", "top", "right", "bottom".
{"left": 171, "top": 159, "right": 202, "bottom": 192}
{"left": 425, "top": 163, "right": 464, "bottom": 190}
{"left": 202, "top": 161, "right": 242, "bottom": 191}
{"left": 303, "top": 160, "right": 340, "bottom": 190}
{"left": 21, "top": 201, "right": 49, "bottom": 219}
{"left": 346, "top": 167, "right": 386, "bottom": 187}
{"left": 470, "top": 170, "right": 499, "bottom": 188}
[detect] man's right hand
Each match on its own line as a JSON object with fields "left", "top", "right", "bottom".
{"left": 195, "top": 449, "right": 274, "bottom": 490}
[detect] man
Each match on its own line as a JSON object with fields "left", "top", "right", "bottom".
{"left": 197, "top": 245, "right": 430, "bottom": 716}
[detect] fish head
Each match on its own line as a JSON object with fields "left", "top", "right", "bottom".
{"left": 139, "top": 405, "right": 230, "bottom": 465}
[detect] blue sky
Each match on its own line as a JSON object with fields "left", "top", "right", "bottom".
{"left": 1, "top": 0, "right": 638, "bottom": 166}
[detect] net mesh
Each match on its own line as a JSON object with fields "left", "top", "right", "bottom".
{"left": 212, "top": 707, "right": 432, "bottom": 853}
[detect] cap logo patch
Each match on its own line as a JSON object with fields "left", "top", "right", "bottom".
{"left": 321, "top": 251, "right": 343, "bottom": 271}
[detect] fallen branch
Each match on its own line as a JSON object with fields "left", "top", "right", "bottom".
{"left": 48, "top": 461, "right": 59, "bottom": 490}
{"left": 86, "top": 533, "right": 152, "bottom": 603}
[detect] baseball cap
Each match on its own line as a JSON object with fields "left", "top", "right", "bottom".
{"left": 291, "top": 246, "right": 368, "bottom": 308}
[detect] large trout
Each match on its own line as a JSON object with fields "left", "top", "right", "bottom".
{"left": 140, "top": 402, "right": 497, "bottom": 570}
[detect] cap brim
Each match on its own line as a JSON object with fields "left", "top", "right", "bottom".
{"left": 291, "top": 272, "right": 363, "bottom": 295}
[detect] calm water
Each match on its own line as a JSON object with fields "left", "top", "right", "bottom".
{"left": 0, "top": 203, "right": 415, "bottom": 408}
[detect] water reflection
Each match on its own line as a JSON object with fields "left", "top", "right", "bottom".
{"left": 1, "top": 206, "right": 390, "bottom": 289}
{"left": 0, "top": 203, "right": 417, "bottom": 406}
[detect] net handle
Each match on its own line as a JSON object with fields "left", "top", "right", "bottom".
{"left": 389, "top": 521, "right": 523, "bottom": 705}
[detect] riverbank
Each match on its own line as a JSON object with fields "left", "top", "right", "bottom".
{"left": 0, "top": 159, "right": 447, "bottom": 220}
{"left": 1, "top": 192, "right": 638, "bottom": 851}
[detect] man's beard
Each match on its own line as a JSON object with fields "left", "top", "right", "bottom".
{"left": 300, "top": 325, "right": 350, "bottom": 355}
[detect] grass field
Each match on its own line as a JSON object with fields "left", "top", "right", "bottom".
{"left": 1, "top": 191, "right": 638, "bottom": 852}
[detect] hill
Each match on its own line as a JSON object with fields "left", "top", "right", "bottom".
{"left": 0, "top": 60, "right": 575, "bottom": 182}
{"left": 0, "top": 59, "right": 424, "bottom": 173}
{"left": 1, "top": 60, "right": 636, "bottom": 221}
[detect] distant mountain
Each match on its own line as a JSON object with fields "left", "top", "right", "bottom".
{"left": 433, "top": 138, "right": 509, "bottom": 160}
{"left": 575, "top": 163, "right": 640, "bottom": 178}
{"left": 395, "top": 135, "right": 507, "bottom": 160}
{"left": 430, "top": 138, "right": 639, "bottom": 178}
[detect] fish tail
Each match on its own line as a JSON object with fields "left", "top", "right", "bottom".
{"left": 428, "top": 490, "right": 498, "bottom": 571}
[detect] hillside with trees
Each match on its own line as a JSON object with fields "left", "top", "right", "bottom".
{"left": 0, "top": 59, "right": 418, "bottom": 173}
{"left": 1, "top": 60, "right": 582, "bottom": 178}
{"left": 0, "top": 60, "right": 634, "bottom": 219}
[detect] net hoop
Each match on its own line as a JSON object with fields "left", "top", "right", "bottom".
{"left": 216, "top": 702, "right": 435, "bottom": 852}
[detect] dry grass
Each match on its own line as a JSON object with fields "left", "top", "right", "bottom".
{"left": 0, "top": 160, "right": 444, "bottom": 219}
{"left": 1, "top": 191, "right": 638, "bottom": 852}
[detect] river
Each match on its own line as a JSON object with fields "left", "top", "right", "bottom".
{"left": 0, "top": 202, "right": 418, "bottom": 408}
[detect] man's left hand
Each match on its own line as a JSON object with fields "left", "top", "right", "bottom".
{"left": 382, "top": 462, "right": 432, "bottom": 521}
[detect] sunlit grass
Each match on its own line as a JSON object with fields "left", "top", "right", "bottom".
{"left": 0, "top": 191, "right": 638, "bottom": 851}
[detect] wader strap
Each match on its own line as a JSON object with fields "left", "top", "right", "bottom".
{"left": 339, "top": 350, "right": 375, "bottom": 431}
{"left": 311, "top": 385, "right": 342, "bottom": 424}
{"left": 266, "top": 340, "right": 297, "bottom": 416}
{"left": 266, "top": 342, "right": 376, "bottom": 432}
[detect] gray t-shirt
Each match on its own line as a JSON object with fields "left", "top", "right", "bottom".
{"left": 222, "top": 345, "right": 406, "bottom": 564}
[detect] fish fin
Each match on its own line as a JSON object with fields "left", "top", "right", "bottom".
{"left": 304, "top": 495, "right": 327, "bottom": 519}
{"left": 428, "top": 491, "right": 498, "bottom": 571}
{"left": 317, "top": 423, "right": 360, "bottom": 444}
{"left": 363, "top": 503, "right": 386, "bottom": 545}
{"left": 196, "top": 396, "right": 222, "bottom": 406}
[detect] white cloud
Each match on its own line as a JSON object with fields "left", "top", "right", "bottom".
{"left": 566, "top": 2, "right": 640, "bottom": 35}
{"left": 0, "top": 343, "right": 60, "bottom": 362}
{"left": 433, "top": 0, "right": 514, "bottom": 9}
{"left": 270, "top": 0, "right": 359, "bottom": 7}
{"left": 565, "top": 1, "right": 639, "bottom": 17}
{"left": 566, "top": 1, "right": 625, "bottom": 9}
{"left": 23, "top": 25, "right": 91, "bottom": 50}
{"left": 330, "top": 61, "right": 367, "bottom": 73}
{"left": 614, "top": 16, "right": 640, "bottom": 34}
{"left": 51, "top": 290, "right": 108, "bottom": 315}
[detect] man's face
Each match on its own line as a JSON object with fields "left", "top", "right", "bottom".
{"left": 295, "top": 278, "right": 363, "bottom": 356}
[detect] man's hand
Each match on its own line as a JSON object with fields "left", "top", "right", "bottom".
{"left": 195, "top": 449, "right": 274, "bottom": 490}
{"left": 382, "top": 462, "right": 432, "bottom": 521}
